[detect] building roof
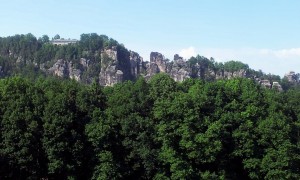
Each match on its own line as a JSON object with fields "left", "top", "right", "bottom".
{"left": 51, "top": 39, "right": 78, "bottom": 45}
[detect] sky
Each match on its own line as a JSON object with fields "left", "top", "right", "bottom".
{"left": 1, "top": 0, "right": 300, "bottom": 76}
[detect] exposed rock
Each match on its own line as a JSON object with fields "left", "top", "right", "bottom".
{"left": 272, "top": 81, "right": 283, "bottom": 91}
{"left": 260, "top": 79, "right": 272, "bottom": 89}
{"left": 168, "top": 54, "right": 191, "bottom": 82}
{"left": 16, "top": 56, "right": 24, "bottom": 64}
{"left": 80, "top": 58, "right": 90, "bottom": 68}
{"left": 170, "top": 68, "right": 190, "bottom": 82}
{"left": 101, "top": 46, "right": 118, "bottom": 61}
{"left": 223, "top": 69, "right": 247, "bottom": 79}
{"left": 99, "top": 65, "right": 123, "bottom": 86}
{"left": 215, "top": 70, "right": 225, "bottom": 80}
{"left": 144, "top": 52, "right": 249, "bottom": 83}
{"left": 68, "top": 62, "right": 82, "bottom": 81}
{"left": 99, "top": 47, "right": 126, "bottom": 86}
{"left": 42, "top": 48, "right": 262, "bottom": 86}
{"left": 130, "top": 51, "right": 145, "bottom": 78}
{"left": 284, "top": 71, "right": 299, "bottom": 83}
{"left": 146, "top": 53, "right": 191, "bottom": 82}
{"left": 150, "top": 52, "right": 167, "bottom": 74}
{"left": 48, "top": 59, "right": 82, "bottom": 81}
{"left": 44, "top": 48, "right": 283, "bottom": 89}
{"left": 99, "top": 47, "right": 141, "bottom": 86}
{"left": 49, "top": 59, "right": 68, "bottom": 77}
{"left": 174, "top": 54, "right": 182, "bottom": 61}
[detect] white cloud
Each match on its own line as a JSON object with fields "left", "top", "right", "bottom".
{"left": 135, "top": 46, "right": 300, "bottom": 77}
{"left": 198, "top": 47, "right": 300, "bottom": 77}
{"left": 272, "top": 48, "right": 300, "bottom": 58}
{"left": 179, "top": 46, "right": 197, "bottom": 59}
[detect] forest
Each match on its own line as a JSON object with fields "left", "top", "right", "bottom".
{"left": 0, "top": 33, "right": 121, "bottom": 82}
{"left": 0, "top": 33, "right": 296, "bottom": 88}
{"left": 0, "top": 74, "right": 300, "bottom": 179}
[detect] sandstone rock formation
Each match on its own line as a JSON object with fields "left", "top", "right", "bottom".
{"left": 272, "top": 81, "right": 283, "bottom": 91}
{"left": 99, "top": 47, "right": 122, "bottom": 86}
{"left": 168, "top": 54, "right": 191, "bottom": 82}
{"left": 45, "top": 47, "right": 283, "bottom": 89}
{"left": 149, "top": 52, "right": 167, "bottom": 74}
{"left": 48, "top": 59, "right": 82, "bottom": 81}
{"left": 130, "top": 51, "right": 144, "bottom": 78}
{"left": 284, "top": 71, "right": 299, "bottom": 83}
{"left": 260, "top": 79, "right": 272, "bottom": 89}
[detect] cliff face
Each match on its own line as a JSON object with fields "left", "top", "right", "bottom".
{"left": 0, "top": 34, "right": 293, "bottom": 91}
{"left": 144, "top": 52, "right": 248, "bottom": 82}
{"left": 130, "top": 51, "right": 144, "bottom": 79}
{"left": 48, "top": 59, "right": 82, "bottom": 81}
{"left": 44, "top": 47, "right": 286, "bottom": 90}
{"left": 99, "top": 46, "right": 122, "bottom": 86}
{"left": 46, "top": 48, "right": 251, "bottom": 86}
{"left": 284, "top": 71, "right": 300, "bottom": 83}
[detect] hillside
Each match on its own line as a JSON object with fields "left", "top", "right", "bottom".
{"left": 1, "top": 33, "right": 300, "bottom": 179}
{"left": 0, "top": 33, "right": 298, "bottom": 90}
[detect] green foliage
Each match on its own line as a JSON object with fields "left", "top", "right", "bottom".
{"left": 53, "top": 34, "right": 60, "bottom": 40}
{"left": 1, "top": 33, "right": 300, "bottom": 179}
{"left": 224, "top": 60, "right": 249, "bottom": 73}
{"left": 80, "top": 33, "right": 105, "bottom": 52}
{"left": 38, "top": 35, "right": 50, "bottom": 44}
{"left": 101, "top": 53, "right": 111, "bottom": 69}
{"left": 0, "top": 74, "right": 300, "bottom": 179}
{"left": 187, "top": 55, "right": 213, "bottom": 68}
{"left": 149, "top": 73, "right": 178, "bottom": 100}
{"left": 0, "top": 33, "right": 125, "bottom": 81}
{"left": 0, "top": 77, "right": 46, "bottom": 179}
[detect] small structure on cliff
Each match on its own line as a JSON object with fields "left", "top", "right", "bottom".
{"left": 51, "top": 39, "right": 78, "bottom": 45}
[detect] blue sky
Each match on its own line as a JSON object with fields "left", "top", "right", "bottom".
{"left": 1, "top": 0, "right": 300, "bottom": 76}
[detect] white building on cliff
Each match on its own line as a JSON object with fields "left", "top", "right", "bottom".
{"left": 51, "top": 39, "right": 78, "bottom": 45}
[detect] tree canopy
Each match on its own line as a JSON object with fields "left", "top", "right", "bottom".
{"left": 0, "top": 75, "right": 300, "bottom": 179}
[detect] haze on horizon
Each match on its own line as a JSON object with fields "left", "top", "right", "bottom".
{"left": 1, "top": 0, "right": 299, "bottom": 77}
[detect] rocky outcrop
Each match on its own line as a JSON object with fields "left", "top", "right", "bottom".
{"left": 48, "top": 59, "right": 68, "bottom": 78}
{"left": 48, "top": 59, "right": 82, "bottom": 81}
{"left": 272, "top": 81, "right": 283, "bottom": 91}
{"left": 99, "top": 64, "right": 123, "bottom": 86}
{"left": 260, "top": 79, "right": 272, "bottom": 89}
{"left": 99, "top": 47, "right": 122, "bottom": 86}
{"left": 254, "top": 78, "right": 283, "bottom": 91}
{"left": 284, "top": 71, "right": 299, "bottom": 83}
{"left": 149, "top": 52, "right": 167, "bottom": 75}
{"left": 98, "top": 46, "right": 148, "bottom": 86}
{"left": 44, "top": 48, "right": 282, "bottom": 89}
{"left": 80, "top": 58, "right": 90, "bottom": 68}
{"left": 98, "top": 46, "right": 133, "bottom": 85}
{"left": 97, "top": 50, "right": 251, "bottom": 85}
{"left": 145, "top": 52, "right": 248, "bottom": 82}
{"left": 102, "top": 46, "right": 118, "bottom": 61}
{"left": 145, "top": 53, "right": 191, "bottom": 82}
{"left": 223, "top": 69, "right": 247, "bottom": 79}
{"left": 168, "top": 54, "right": 191, "bottom": 82}
{"left": 130, "top": 51, "right": 144, "bottom": 78}
{"left": 68, "top": 62, "right": 82, "bottom": 81}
